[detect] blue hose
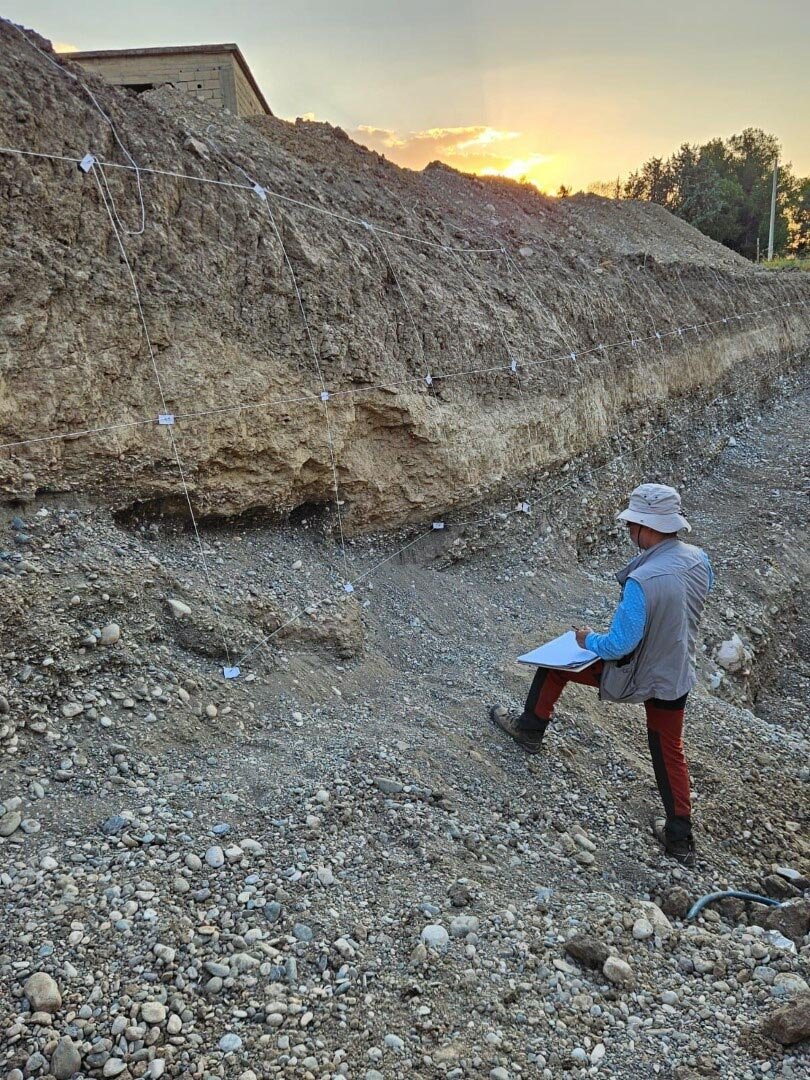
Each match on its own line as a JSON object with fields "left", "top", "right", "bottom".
{"left": 687, "top": 890, "right": 784, "bottom": 920}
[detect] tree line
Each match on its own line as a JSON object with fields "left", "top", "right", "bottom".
{"left": 560, "top": 129, "right": 809, "bottom": 261}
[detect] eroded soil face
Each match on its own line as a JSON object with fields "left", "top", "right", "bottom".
{"left": 1, "top": 20, "right": 808, "bottom": 528}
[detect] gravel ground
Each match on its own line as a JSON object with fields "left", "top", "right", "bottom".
{"left": 1, "top": 382, "right": 808, "bottom": 1079}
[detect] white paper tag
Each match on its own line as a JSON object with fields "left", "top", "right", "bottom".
{"left": 223, "top": 666, "right": 241, "bottom": 680}
{"left": 320, "top": 390, "right": 330, "bottom": 402}
{"left": 252, "top": 183, "right": 267, "bottom": 201}
{"left": 157, "top": 414, "right": 175, "bottom": 426}
{"left": 342, "top": 582, "right": 355, "bottom": 594}
{"left": 79, "top": 153, "right": 96, "bottom": 173}
{"left": 432, "top": 521, "right": 445, "bottom": 530}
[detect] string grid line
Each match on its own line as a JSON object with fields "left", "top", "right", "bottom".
{"left": 90, "top": 162, "right": 234, "bottom": 668}
{"left": 2, "top": 297, "right": 802, "bottom": 459}
{"left": 254, "top": 191, "right": 351, "bottom": 587}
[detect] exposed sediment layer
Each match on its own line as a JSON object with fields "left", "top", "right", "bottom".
{"left": 1, "top": 20, "right": 808, "bottom": 530}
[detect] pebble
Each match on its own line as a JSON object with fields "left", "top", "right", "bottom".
{"left": 263, "top": 901, "right": 282, "bottom": 923}
{"left": 603, "top": 956, "right": 634, "bottom": 985}
{"left": 590, "top": 1043, "right": 606, "bottom": 1064}
{"left": 218, "top": 1033, "right": 243, "bottom": 1052}
{"left": 50, "top": 1036, "right": 81, "bottom": 1080}
{"left": 771, "top": 973, "right": 809, "bottom": 999}
{"left": 632, "top": 917, "right": 654, "bottom": 940}
{"left": 421, "top": 924, "right": 450, "bottom": 951}
{"left": 0, "top": 810, "right": 21, "bottom": 836}
{"left": 141, "top": 1001, "right": 167, "bottom": 1024}
{"left": 205, "top": 845, "right": 225, "bottom": 868}
{"left": 565, "top": 934, "right": 609, "bottom": 969}
{"left": 24, "top": 971, "right": 62, "bottom": 1013}
{"left": 167, "top": 597, "right": 192, "bottom": 617}
{"left": 99, "top": 622, "right": 121, "bottom": 645}
{"left": 205, "top": 961, "right": 230, "bottom": 978}
{"left": 374, "top": 777, "right": 404, "bottom": 794}
{"left": 449, "top": 915, "right": 480, "bottom": 937}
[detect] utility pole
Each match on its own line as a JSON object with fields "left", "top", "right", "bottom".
{"left": 767, "top": 159, "right": 779, "bottom": 261}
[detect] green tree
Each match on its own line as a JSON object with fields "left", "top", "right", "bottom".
{"left": 623, "top": 156, "right": 673, "bottom": 204}
{"left": 623, "top": 128, "right": 806, "bottom": 260}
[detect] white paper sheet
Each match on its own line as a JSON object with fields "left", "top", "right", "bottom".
{"left": 517, "top": 630, "right": 599, "bottom": 669}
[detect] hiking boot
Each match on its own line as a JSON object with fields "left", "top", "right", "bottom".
{"left": 653, "top": 817, "right": 696, "bottom": 868}
{"left": 489, "top": 705, "right": 548, "bottom": 755}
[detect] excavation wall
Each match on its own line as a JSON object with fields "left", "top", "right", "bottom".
{"left": 1, "top": 20, "right": 808, "bottom": 530}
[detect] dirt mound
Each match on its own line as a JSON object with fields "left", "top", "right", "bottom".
{"left": 1, "top": 19, "right": 808, "bottom": 530}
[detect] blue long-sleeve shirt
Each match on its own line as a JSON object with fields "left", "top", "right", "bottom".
{"left": 585, "top": 553, "right": 714, "bottom": 661}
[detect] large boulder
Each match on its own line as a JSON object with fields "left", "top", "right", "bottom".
{"left": 764, "top": 899, "right": 810, "bottom": 946}
{"left": 760, "top": 994, "right": 810, "bottom": 1045}
{"left": 564, "top": 933, "right": 610, "bottom": 969}
{"left": 23, "top": 971, "right": 62, "bottom": 1013}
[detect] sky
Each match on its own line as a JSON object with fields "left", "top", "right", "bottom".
{"left": 4, "top": 0, "right": 809, "bottom": 193}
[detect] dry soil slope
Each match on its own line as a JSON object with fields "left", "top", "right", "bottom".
{"left": 1, "top": 19, "right": 808, "bottom": 531}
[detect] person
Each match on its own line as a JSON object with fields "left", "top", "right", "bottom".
{"left": 490, "top": 483, "right": 713, "bottom": 867}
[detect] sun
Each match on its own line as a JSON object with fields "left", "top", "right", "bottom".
{"left": 478, "top": 154, "right": 553, "bottom": 191}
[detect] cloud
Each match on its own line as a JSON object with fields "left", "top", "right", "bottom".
{"left": 355, "top": 124, "right": 519, "bottom": 160}
{"left": 453, "top": 128, "right": 521, "bottom": 152}
{"left": 352, "top": 123, "right": 553, "bottom": 189}
{"left": 53, "top": 42, "right": 79, "bottom": 53}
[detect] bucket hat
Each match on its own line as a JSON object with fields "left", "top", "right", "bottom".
{"left": 616, "top": 483, "right": 691, "bottom": 533}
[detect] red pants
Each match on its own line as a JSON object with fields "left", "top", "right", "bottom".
{"left": 524, "top": 662, "right": 693, "bottom": 840}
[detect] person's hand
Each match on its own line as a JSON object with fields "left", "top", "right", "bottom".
{"left": 573, "top": 625, "right": 593, "bottom": 649}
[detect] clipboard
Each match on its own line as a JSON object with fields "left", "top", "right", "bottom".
{"left": 517, "top": 630, "right": 599, "bottom": 671}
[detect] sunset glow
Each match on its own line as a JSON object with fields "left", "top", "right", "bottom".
{"left": 7, "top": 0, "right": 808, "bottom": 195}
{"left": 354, "top": 125, "right": 559, "bottom": 192}
{"left": 479, "top": 154, "right": 553, "bottom": 187}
